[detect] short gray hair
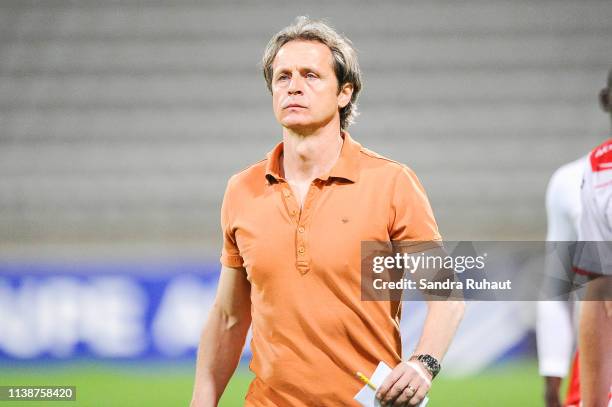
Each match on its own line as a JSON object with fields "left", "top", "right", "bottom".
{"left": 262, "top": 16, "right": 362, "bottom": 130}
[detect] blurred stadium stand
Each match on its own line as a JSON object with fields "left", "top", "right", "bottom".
{"left": 1, "top": 0, "right": 611, "bottom": 258}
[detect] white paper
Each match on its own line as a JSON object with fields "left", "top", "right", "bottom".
{"left": 354, "top": 361, "right": 429, "bottom": 407}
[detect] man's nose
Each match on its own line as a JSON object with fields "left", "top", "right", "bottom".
{"left": 288, "top": 75, "right": 303, "bottom": 94}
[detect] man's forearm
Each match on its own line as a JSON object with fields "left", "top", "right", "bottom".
{"left": 376, "top": 300, "right": 465, "bottom": 406}
{"left": 579, "top": 299, "right": 612, "bottom": 407}
{"left": 191, "top": 304, "right": 251, "bottom": 407}
{"left": 543, "top": 376, "right": 562, "bottom": 407}
{"left": 412, "top": 300, "right": 465, "bottom": 362}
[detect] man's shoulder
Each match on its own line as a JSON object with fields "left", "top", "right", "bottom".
{"left": 588, "top": 138, "right": 612, "bottom": 173}
{"left": 548, "top": 156, "right": 586, "bottom": 193}
{"left": 545, "top": 156, "right": 585, "bottom": 238}
{"left": 226, "top": 158, "right": 268, "bottom": 189}
{"left": 583, "top": 139, "right": 612, "bottom": 197}
{"left": 553, "top": 156, "right": 587, "bottom": 178}
{"left": 358, "top": 145, "right": 413, "bottom": 175}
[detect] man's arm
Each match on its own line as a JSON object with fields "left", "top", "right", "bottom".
{"left": 377, "top": 299, "right": 465, "bottom": 406}
{"left": 579, "top": 277, "right": 612, "bottom": 407}
{"left": 381, "top": 168, "right": 465, "bottom": 406}
{"left": 190, "top": 265, "right": 252, "bottom": 407}
{"left": 537, "top": 167, "right": 579, "bottom": 407}
{"left": 537, "top": 299, "right": 573, "bottom": 407}
{"left": 411, "top": 300, "right": 466, "bottom": 361}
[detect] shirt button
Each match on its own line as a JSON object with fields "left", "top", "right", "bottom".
{"left": 291, "top": 209, "right": 297, "bottom": 216}
{"left": 298, "top": 226, "right": 305, "bottom": 233}
{"left": 298, "top": 247, "right": 305, "bottom": 253}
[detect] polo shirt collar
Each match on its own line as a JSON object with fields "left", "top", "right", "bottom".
{"left": 265, "top": 131, "right": 361, "bottom": 184}
{"left": 264, "top": 142, "right": 285, "bottom": 183}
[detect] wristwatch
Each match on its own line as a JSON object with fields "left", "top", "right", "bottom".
{"left": 410, "top": 354, "right": 441, "bottom": 379}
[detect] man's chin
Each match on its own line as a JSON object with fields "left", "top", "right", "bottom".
{"left": 281, "top": 121, "right": 316, "bottom": 133}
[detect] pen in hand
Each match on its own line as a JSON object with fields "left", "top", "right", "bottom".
{"left": 356, "top": 371, "right": 377, "bottom": 391}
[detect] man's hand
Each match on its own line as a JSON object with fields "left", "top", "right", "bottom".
{"left": 543, "top": 376, "right": 562, "bottom": 407}
{"left": 376, "top": 361, "right": 431, "bottom": 406}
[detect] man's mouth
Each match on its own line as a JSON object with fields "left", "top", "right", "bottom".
{"left": 284, "top": 104, "right": 306, "bottom": 109}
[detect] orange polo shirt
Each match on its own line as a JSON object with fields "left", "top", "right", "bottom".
{"left": 220, "top": 132, "right": 441, "bottom": 406}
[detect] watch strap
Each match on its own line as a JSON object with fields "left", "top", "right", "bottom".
{"left": 409, "top": 354, "right": 441, "bottom": 379}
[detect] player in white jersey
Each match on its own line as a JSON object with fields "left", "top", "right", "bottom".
{"left": 537, "top": 156, "right": 584, "bottom": 407}
{"left": 573, "top": 68, "right": 612, "bottom": 407}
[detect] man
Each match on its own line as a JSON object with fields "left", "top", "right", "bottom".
{"left": 537, "top": 69, "right": 612, "bottom": 407}
{"left": 191, "top": 17, "right": 464, "bottom": 406}
{"left": 573, "top": 68, "right": 612, "bottom": 407}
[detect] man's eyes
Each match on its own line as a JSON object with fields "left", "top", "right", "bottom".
{"left": 276, "top": 72, "right": 318, "bottom": 81}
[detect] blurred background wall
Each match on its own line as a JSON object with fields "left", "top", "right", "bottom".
{"left": 0, "top": 2, "right": 611, "bottom": 403}
{"left": 1, "top": 0, "right": 611, "bottom": 262}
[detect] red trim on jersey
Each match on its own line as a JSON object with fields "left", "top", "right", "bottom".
{"left": 573, "top": 266, "right": 602, "bottom": 277}
{"left": 595, "top": 179, "right": 612, "bottom": 189}
{"left": 564, "top": 351, "right": 581, "bottom": 407}
{"left": 590, "top": 139, "right": 612, "bottom": 172}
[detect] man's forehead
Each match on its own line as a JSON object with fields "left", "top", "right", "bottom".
{"left": 272, "top": 40, "right": 334, "bottom": 71}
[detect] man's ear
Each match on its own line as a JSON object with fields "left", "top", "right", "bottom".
{"left": 338, "top": 83, "right": 354, "bottom": 109}
{"left": 599, "top": 87, "right": 611, "bottom": 113}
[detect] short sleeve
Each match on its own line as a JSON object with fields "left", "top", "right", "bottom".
{"left": 220, "top": 178, "right": 245, "bottom": 268}
{"left": 388, "top": 166, "right": 441, "bottom": 242}
{"left": 545, "top": 168, "right": 577, "bottom": 241}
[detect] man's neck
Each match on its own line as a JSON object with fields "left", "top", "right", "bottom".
{"left": 281, "top": 125, "right": 344, "bottom": 183}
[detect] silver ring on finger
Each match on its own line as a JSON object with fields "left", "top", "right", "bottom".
{"left": 406, "top": 385, "right": 417, "bottom": 396}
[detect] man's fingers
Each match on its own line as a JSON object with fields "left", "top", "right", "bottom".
{"left": 376, "top": 362, "right": 432, "bottom": 406}
{"left": 408, "top": 384, "right": 429, "bottom": 406}
{"left": 376, "top": 365, "right": 405, "bottom": 400}
{"left": 382, "top": 373, "right": 414, "bottom": 405}
{"left": 392, "top": 381, "right": 419, "bottom": 405}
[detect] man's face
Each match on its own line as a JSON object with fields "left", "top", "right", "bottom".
{"left": 271, "top": 40, "right": 352, "bottom": 133}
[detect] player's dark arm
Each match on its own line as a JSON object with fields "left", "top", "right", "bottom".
{"left": 579, "top": 276, "right": 612, "bottom": 407}
{"left": 543, "top": 376, "right": 562, "bottom": 407}
{"left": 190, "top": 265, "right": 252, "bottom": 407}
